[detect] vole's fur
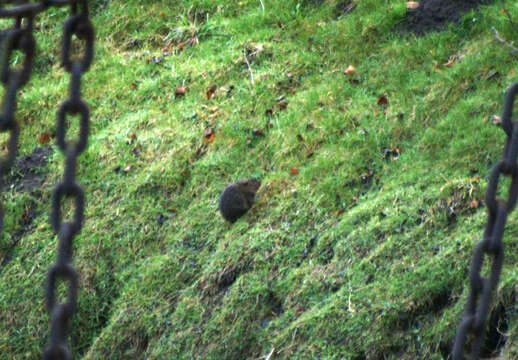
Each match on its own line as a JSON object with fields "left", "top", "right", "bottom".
{"left": 219, "top": 178, "right": 261, "bottom": 223}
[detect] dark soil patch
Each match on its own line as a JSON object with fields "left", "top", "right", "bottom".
{"left": 481, "top": 296, "right": 514, "bottom": 358}
{"left": 4, "top": 146, "right": 52, "bottom": 193}
{"left": 1, "top": 146, "right": 51, "bottom": 269}
{"left": 334, "top": 1, "right": 357, "bottom": 19}
{"left": 400, "top": 0, "right": 495, "bottom": 34}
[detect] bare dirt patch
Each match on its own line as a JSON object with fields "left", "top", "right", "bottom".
{"left": 334, "top": 1, "right": 357, "bottom": 19}
{"left": 4, "top": 146, "right": 52, "bottom": 193}
{"left": 400, "top": 0, "right": 495, "bottom": 34}
{"left": 1, "top": 146, "right": 52, "bottom": 269}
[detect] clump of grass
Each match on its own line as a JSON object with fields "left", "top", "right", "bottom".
{"left": 1, "top": 0, "right": 518, "bottom": 359}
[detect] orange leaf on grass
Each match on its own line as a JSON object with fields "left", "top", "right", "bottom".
{"left": 206, "top": 85, "right": 217, "bottom": 100}
{"left": 344, "top": 65, "right": 355, "bottom": 75}
{"left": 38, "top": 133, "right": 51, "bottom": 144}
{"left": 443, "top": 56, "right": 456, "bottom": 67}
{"left": 175, "top": 85, "right": 187, "bottom": 96}
{"left": 203, "top": 128, "right": 215, "bottom": 143}
{"left": 377, "top": 95, "right": 388, "bottom": 106}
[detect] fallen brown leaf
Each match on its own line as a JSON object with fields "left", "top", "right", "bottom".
{"left": 344, "top": 65, "right": 355, "bottom": 75}
{"left": 377, "top": 95, "right": 388, "bottom": 106}
{"left": 277, "top": 102, "right": 288, "bottom": 110}
{"left": 406, "top": 2, "right": 419, "bottom": 10}
{"left": 295, "top": 308, "right": 306, "bottom": 315}
{"left": 252, "top": 129, "right": 265, "bottom": 137}
{"left": 443, "top": 56, "right": 456, "bottom": 67}
{"left": 175, "top": 85, "right": 187, "bottom": 96}
{"left": 177, "top": 41, "right": 188, "bottom": 50}
{"left": 203, "top": 128, "right": 215, "bottom": 143}
{"left": 206, "top": 85, "right": 217, "bottom": 100}
{"left": 38, "top": 133, "right": 51, "bottom": 144}
{"left": 290, "top": 167, "right": 298, "bottom": 175}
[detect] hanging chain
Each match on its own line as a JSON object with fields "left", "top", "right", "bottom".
{"left": 0, "top": 1, "right": 93, "bottom": 359}
{"left": 0, "top": 2, "right": 37, "bottom": 233}
{"left": 453, "top": 82, "right": 518, "bottom": 359}
{"left": 44, "top": 1, "right": 93, "bottom": 358}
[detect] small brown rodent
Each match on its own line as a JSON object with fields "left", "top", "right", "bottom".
{"left": 219, "top": 178, "right": 261, "bottom": 223}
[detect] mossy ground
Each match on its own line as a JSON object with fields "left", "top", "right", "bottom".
{"left": 1, "top": 0, "right": 518, "bottom": 359}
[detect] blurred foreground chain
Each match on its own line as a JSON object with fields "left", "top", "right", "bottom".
{"left": 453, "top": 82, "right": 518, "bottom": 359}
{"left": 0, "top": 1, "right": 38, "bottom": 234}
{"left": 44, "top": 1, "right": 93, "bottom": 359}
{"left": 0, "top": 1, "right": 93, "bottom": 359}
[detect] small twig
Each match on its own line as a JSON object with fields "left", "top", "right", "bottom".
{"left": 492, "top": 27, "right": 518, "bottom": 53}
{"left": 259, "top": 0, "right": 265, "bottom": 13}
{"left": 243, "top": 50, "right": 255, "bottom": 85}
{"left": 264, "top": 347, "right": 275, "bottom": 360}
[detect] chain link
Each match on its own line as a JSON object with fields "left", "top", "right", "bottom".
{"left": 44, "top": 1, "right": 93, "bottom": 358}
{"left": 0, "top": 1, "right": 36, "bottom": 234}
{"left": 453, "top": 82, "right": 518, "bottom": 359}
{"left": 0, "top": 1, "right": 93, "bottom": 359}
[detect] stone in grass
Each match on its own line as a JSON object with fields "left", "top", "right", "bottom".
{"left": 219, "top": 178, "right": 261, "bottom": 223}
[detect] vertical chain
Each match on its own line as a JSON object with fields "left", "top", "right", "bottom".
{"left": 453, "top": 82, "right": 518, "bottom": 359}
{"left": 0, "top": 2, "right": 36, "bottom": 234}
{"left": 43, "top": 0, "right": 93, "bottom": 358}
{"left": 0, "top": 1, "right": 93, "bottom": 359}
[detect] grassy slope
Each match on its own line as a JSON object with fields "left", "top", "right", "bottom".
{"left": 2, "top": 0, "right": 518, "bottom": 358}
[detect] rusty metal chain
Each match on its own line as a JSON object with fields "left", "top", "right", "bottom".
{"left": 453, "top": 82, "right": 518, "bottom": 359}
{"left": 0, "top": 2, "right": 37, "bottom": 232}
{"left": 0, "top": 1, "right": 93, "bottom": 359}
{"left": 44, "top": 1, "right": 93, "bottom": 358}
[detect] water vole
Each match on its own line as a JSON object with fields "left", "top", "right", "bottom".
{"left": 218, "top": 178, "right": 261, "bottom": 223}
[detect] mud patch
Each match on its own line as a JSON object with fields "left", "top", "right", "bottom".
{"left": 481, "top": 297, "right": 514, "bottom": 357}
{"left": 334, "top": 1, "right": 357, "bottom": 19}
{"left": 0, "top": 146, "right": 51, "bottom": 269}
{"left": 400, "top": 0, "right": 495, "bottom": 34}
{"left": 216, "top": 266, "right": 244, "bottom": 293}
{"left": 4, "top": 146, "right": 52, "bottom": 193}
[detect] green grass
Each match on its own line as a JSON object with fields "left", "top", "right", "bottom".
{"left": 2, "top": 0, "right": 518, "bottom": 358}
